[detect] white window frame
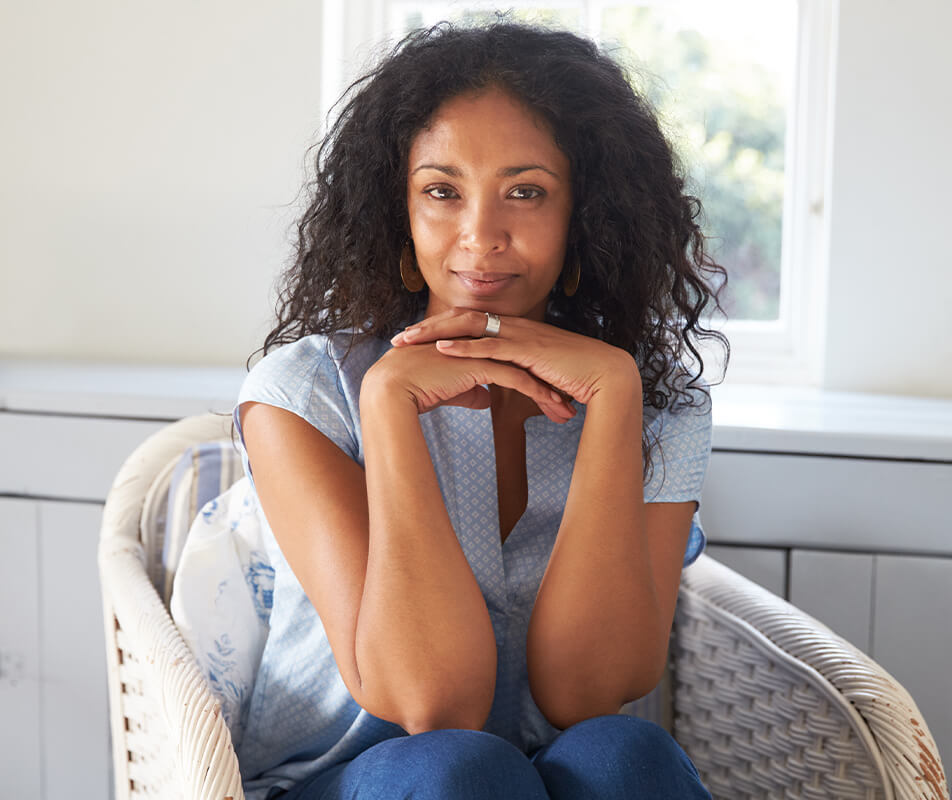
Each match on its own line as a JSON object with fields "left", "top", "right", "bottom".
{"left": 319, "top": 0, "right": 836, "bottom": 386}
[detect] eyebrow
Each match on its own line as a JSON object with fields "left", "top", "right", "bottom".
{"left": 411, "top": 163, "right": 562, "bottom": 180}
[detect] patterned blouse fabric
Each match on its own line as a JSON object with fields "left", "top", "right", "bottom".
{"left": 231, "top": 331, "right": 712, "bottom": 799}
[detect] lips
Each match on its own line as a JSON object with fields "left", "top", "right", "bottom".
{"left": 454, "top": 271, "right": 517, "bottom": 295}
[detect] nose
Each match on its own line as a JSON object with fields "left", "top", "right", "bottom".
{"left": 458, "top": 196, "right": 509, "bottom": 256}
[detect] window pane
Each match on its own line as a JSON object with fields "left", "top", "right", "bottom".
{"left": 601, "top": 2, "right": 796, "bottom": 321}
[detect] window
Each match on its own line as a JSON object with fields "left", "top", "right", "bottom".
{"left": 320, "top": 1, "right": 834, "bottom": 384}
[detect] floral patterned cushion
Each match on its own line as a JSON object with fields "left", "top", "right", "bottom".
{"left": 166, "top": 447, "right": 274, "bottom": 750}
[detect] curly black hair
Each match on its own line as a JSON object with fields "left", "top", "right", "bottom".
{"left": 260, "top": 20, "right": 728, "bottom": 466}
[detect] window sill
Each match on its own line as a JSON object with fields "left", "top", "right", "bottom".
{"left": 711, "top": 383, "right": 952, "bottom": 462}
{"left": 3, "top": 361, "right": 950, "bottom": 463}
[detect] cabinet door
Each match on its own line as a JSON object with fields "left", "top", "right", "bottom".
{"left": 0, "top": 499, "right": 42, "bottom": 797}
{"left": 0, "top": 412, "right": 165, "bottom": 501}
{"left": 788, "top": 549, "right": 874, "bottom": 653}
{"left": 704, "top": 544, "right": 787, "bottom": 597}
{"left": 702, "top": 451, "right": 951, "bottom": 555}
{"left": 38, "top": 501, "right": 110, "bottom": 799}
{"left": 872, "top": 554, "right": 952, "bottom": 775}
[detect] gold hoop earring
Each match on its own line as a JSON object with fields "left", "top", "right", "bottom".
{"left": 400, "top": 240, "right": 425, "bottom": 292}
{"left": 562, "top": 254, "right": 580, "bottom": 297}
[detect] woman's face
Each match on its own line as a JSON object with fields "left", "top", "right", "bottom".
{"left": 406, "top": 87, "right": 573, "bottom": 321}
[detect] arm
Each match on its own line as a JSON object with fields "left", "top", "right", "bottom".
{"left": 356, "top": 377, "right": 498, "bottom": 732}
{"left": 393, "top": 309, "right": 697, "bottom": 729}
{"left": 240, "top": 343, "right": 571, "bottom": 733}
{"left": 525, "top": 357, "right": 694, "bottom": 729}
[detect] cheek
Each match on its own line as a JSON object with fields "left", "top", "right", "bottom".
{"left": 526, "top": 207, "right": 571, "bottom": 259}
{"left": 407, "top": 218, "right": 454, "bottom": 276}
{"left": 409, "top": 214, "right": 451, "bottom": 256}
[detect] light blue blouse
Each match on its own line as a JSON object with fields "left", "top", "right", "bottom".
{"left": 232, "top": 330, "right": 712, "bottom": 799}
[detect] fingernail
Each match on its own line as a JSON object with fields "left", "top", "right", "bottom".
{"left": 436, "top": 340, "right": 455, "bottom": 348}
{"left": 550, "top": 390, "right": 561, "bottom": 402}
{"left": 389, "top": 333, "right": 404, "bottom": 345}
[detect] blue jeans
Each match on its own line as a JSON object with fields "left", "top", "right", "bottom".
{"left": 275, "top": 715, "right": 712, "bottom": 799}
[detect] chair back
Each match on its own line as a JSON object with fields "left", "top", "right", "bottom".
{"left": 99, "top": 414, "right": 244, "bottom": 800}
{"left": 141, "top": 439, "right": 245, "bottom": 605}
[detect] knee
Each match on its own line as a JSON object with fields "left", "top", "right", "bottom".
{"left": 362, "top": 729, "right": 548, "bottom": 799}
{"left": 576, "top": 714, "right": 682, "bottom": 756}
{"left": 409, "top": 728, "right": 522, "bottom": 768}
{"left": 416, "top": 729, "right": 539, "bottom": 785}
{"left": 535, "top": 715, "right": 710, "bottom": 800}
{"left": 544, "top": 714, "right": 682, "bottom": 761}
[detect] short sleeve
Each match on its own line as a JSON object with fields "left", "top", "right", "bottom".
{"left": 232, "top": 337, "right": 359, "bottom": 487}
{"left": 642, "top": 392, "right": 713, "bottom": 566}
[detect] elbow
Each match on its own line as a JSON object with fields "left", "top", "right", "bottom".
{"left": 358, "top": 676, "right": 496, "bottom": 736}
{"left": 400, "top": 706, "right": 490, "bottom": 736}
{"left": 530, "top": 660, "right": 667, "bottom": 732}
{"left": 396, "top": 686, "right": 495, "bottom": 735}
{"left": 532, "top": 686, "right": 627, "bottom": 732}
{"left": 353, "top": 639, "right": 497, "bottom": 735}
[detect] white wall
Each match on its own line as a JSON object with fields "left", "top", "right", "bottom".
{"left": 822, "top": 0, "right": 952, "bottom": 397}
{"left": 1, "top": 1, "right": 950, "bottom": 397}
{"left": 0, "top": 1, "right": 324, "bottom": 366}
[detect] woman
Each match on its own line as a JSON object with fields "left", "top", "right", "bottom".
{"left": 234, "top": 20, "right": 726, "bottom": 800}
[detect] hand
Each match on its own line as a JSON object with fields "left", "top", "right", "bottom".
{"left": 390, "top": 308, "right": 640, "bottom": 405}
{"left": 364, "top": 335, "right": 577, "bottom": 423}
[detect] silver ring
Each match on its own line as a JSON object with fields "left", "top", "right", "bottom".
{"left": 483, "top": 312, "right": 501, "bottom": 338}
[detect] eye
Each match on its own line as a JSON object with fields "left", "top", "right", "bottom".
{"left": 509, "top": 186, "right": 544, "bottom": 200}
{"left": 423, "top": 185, "right": 459, "bottom": 200}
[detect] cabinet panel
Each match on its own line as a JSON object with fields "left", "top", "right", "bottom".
{"left": 0, "top": 412, "right": 165, "bottom": 500}
{"left": 872, "top": 555, "right": 952, "bottom": 774}
{"left": 39, "top": 501, "right": 110, "bottom": 799}
{"left": 789, "top": 550, "right": 874, "bottom": 653}
{"left": 0, "top": 499, "right": 42, "bottom": 797}
{"left": 702, "top": 451, "right": 952, "bottom": 554}
{"left": 704, "top": 544, "right": 787, "bottom": 597}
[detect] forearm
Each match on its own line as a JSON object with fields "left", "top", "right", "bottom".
{"left": 527, "top": 362, "right": 665, "bottom": 727}
{"left": 356, "top": 380, "right": 496, "bottom": 732}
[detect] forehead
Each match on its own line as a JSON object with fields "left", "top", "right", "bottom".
{"left": 409, "top": 88, "right": 568, "bottom": 171}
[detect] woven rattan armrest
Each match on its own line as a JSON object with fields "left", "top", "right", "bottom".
{"left": 99, "top": 414, "right": 244, "bottom": 800}
{"left": 674, "top": 554, "right": 948, "bottom": 800}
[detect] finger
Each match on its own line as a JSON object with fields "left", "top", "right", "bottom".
{"left": 474, "top": 361, "right": 574, "bottom": 423}
{"left": 439, "top": 384, "right": 491, "bottom": 411}
{"left": 437, "top": 339, "right": 576, "bottom": 417}
{"left": 398, "top": 308, "right": 465, "bottom": 339}
{"left": 394, "top": 309, "right": 517, "bottom": 345}
{"left": 434, "top": 336, "right": 528, "bottom": 368}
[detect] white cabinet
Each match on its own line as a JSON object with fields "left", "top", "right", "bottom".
{"left": 0, "top": 499, "right": 110, "bottom": 799}
{"left": 0, "top": 359, "right": 244, "bottom": 800}
{"left": 703, "top": 544, "right": 787, "bottom": 597}
{"left": 0, "top": 412, "right": 166, "bottom": 501}
{"left": 702, "top": 450, "right": 951, "bottom": 554}
{"left": 788, "top": 550, "right": 875, "bottom": 653}
{"left": 39, "top": 502, "right": 111, "bottom": 798}
{"left": 0, "top": 499, "right": 43, "bottom": 798}
{"left": 871, "top": 554, "right": 952, "bottom": 770}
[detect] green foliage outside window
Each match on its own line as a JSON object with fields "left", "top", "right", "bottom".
{"left": 601, "top": 6, "right": 788, "bottom": 321}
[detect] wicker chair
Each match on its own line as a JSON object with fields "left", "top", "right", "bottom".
{"left": 99, "top": 413, "right": 950, "bottom": 800}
